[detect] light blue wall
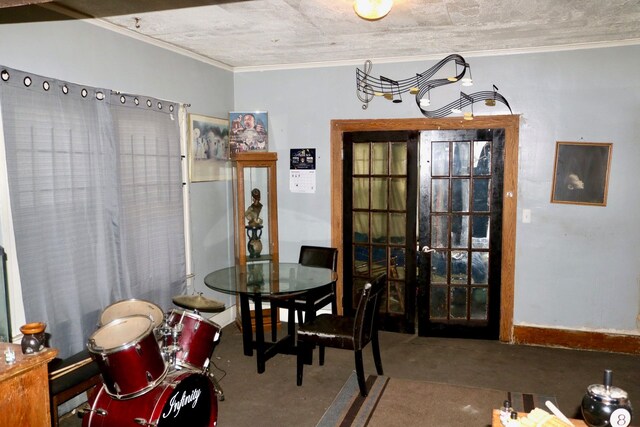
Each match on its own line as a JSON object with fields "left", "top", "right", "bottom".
{"left": 0, "top": 9, "right": 638, "bottom": 334}
{"left": 235, "top": 46, "right": 640, "bottom": 333}
{"left": 0, "top": 12, "right": 238, "bottom": 314}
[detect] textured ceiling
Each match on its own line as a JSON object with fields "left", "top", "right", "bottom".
{"left": 16, "top": 0, "right": 640, "bottom": 69}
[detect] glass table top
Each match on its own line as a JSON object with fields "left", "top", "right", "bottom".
{"left": 204, "top": 262, "right": 337, "bottom": 296}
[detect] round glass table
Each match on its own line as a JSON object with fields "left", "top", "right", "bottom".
{"left": 204, "top": 262, "right": 337, "bottom": 373}
{"left": 204, "top": 262, "right": 336, "bottom": 296}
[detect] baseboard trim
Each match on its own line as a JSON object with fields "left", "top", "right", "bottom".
{"left": 513, "top": 325, "right": 640, "bottom": 355}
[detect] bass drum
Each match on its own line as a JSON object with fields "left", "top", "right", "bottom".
{"left": 82, "top": 370, "right": 217, "bottom": 427}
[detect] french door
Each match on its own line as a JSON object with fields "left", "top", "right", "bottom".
{"left": 418, "top": 129, "right": 505, "bottom": 339}
{"left": 342, "top": 128, "right": 505, "bottom": 339}
{"left": 342, "top": 131, "right": 418, "bottom": 334}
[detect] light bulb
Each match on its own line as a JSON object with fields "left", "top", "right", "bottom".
{"left": 354, "top": 0, "right": 393, "bottom": 20}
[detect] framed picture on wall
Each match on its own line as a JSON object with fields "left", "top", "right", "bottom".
{"left": 229, "top": 111, "right": 268, "bottom": 154}
{"left": 551, "top": 141, "right": 612, "bottom": 206}
{"left": 188, "top": 114, "right": 230, "bottom": 182}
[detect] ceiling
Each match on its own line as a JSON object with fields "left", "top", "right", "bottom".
{"left": 4, "top": 0, "right": 640, "bottom": 70}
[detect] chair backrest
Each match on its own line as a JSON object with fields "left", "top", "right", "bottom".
{"left": 353, "top": 273, "right": 386, "bottom": 350}
{"left": 298, "top": 246, "right": 338, "bottom": 272}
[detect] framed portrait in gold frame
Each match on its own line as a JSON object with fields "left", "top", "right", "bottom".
{"left": 551, "top": 141, "right": 612, "bottom": 206}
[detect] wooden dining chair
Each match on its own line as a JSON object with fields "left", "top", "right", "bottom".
{"left": 296, "top": 273, "right": 387, "bottom": 397}
{"left": 268, "top": 246, "right": 337, "bottom": 340}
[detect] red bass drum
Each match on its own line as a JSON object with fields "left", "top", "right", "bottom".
{"left": 82, "top": 370, "right": 217, "bottom": 427}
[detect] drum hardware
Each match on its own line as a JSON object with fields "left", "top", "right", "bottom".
{"left": 207, "top": 370, "right": 225, "bottom": 402}
{"left": 133, "top": 417, "right": 156, "bottom": 426}
{"left": 77, "top": 406, "right": 107, "bottom": 417}
{"left": 160, "top": 318, "right": 184, "bottom": 366}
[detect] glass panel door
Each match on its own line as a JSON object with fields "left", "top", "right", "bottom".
{"left": 418, "top": 129, "right": 504, "bottom": 339}
{"left": 343, "top": 131, "right": 417, "bottom": 334}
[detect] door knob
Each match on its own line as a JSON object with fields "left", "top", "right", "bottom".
{"left": 420, "top": 246, "right": 436, "bottom": 253}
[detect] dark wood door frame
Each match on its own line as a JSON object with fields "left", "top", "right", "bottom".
{"left": 330, "top": 115, "right": 519, "bottom": 342}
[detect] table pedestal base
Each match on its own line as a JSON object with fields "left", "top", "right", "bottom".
{"left": 239, "top": 293, "right": 298, "bottom": 373}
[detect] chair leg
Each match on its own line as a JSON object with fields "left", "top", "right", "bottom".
{"left": 354, "top": 349, "right": 368, "bottom": 397}
{"left": 319, "top": 345, "right": 325, "bottom": 366}
{"left": 371, "top": 332, "right": 384, "bottom": 375}
{"left": 271, "top": 303, "right": 278, "bottom": 342}
{"left": 51, "top": 398, "right": 59, "bottom": 427}
{"left": 330, "top": 284, "right": 337, "bottom": 315}
{"left": 297, "top": 341, "right": 305, "bottom": 386}
{"left": 305, "top": 300, "right": 316, "bottom": 324}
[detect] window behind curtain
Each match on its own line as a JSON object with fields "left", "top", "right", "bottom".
{"left": 0, "top": 67, "right": 185, "bottom": 357}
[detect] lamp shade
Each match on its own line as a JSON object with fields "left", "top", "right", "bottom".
{"left": 354, "top": 0, "right": 393, "bottom": 20}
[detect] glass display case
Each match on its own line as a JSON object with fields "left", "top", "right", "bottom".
{"left": 231, "top": 152, "right": 279, "bottom": 331}
{"left": 231, "top": 151, "right": 279, "bottom": 265}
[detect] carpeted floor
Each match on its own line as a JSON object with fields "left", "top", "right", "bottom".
{"left": 317, "top": 373, "right": 547, "bottom": 427}
{"left": 60, "top": 324, "right": 640, "bottom": 427}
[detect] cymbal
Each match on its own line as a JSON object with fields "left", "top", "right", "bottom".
{"left": 172, "top": 293, "right": 225, "bottom": 312}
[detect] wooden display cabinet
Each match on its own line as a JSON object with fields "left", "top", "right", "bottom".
{"left": 231, "top": 151, "right": 279, "bottom": 330}
{"left": 231, "top": 151, "right": 279, "bottom": 265}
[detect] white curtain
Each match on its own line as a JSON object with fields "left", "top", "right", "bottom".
{"left": 0, "top": 66, "right": 185, "bottom": 358}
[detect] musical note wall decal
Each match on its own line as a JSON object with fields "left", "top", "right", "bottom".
{"left": 355, "top": 54, "right": 512, "bottom": 119}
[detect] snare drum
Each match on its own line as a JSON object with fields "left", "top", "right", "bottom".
{"left": 87, "top": 315, "right": 168, "bottom": 399}
{"left": 165, "top": 309, "right": 221, "bottom": 371}
{"left": 98, "top": 298, "right": 165, "bottom": 329}
{"left": 82, "top": 370, "right": 217, "bottom": 427}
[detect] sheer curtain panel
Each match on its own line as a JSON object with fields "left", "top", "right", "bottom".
{"left": 0, "top": 66, "right": 185, "bottom": 358}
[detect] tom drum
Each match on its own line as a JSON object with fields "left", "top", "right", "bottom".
{"left": 98, "top": 298, "right": 165, "bottom": 330}
{"left": 87, "top": 315, "right": 168, "bottom": 399}
{"left": 165, "top": 309, "right": 221, "bottom": 371}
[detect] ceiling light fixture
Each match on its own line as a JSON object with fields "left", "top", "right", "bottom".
{"left": 354, "top": 0, "right": 393, "bottom": 21}
{"left": 356, "top": 54, "right": 512, "bottom": 118}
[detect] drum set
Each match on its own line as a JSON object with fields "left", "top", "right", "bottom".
{"left": 81, "top": 298, "right": 223, "bottom": 427}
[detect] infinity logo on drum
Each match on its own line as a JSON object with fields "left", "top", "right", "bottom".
{"left": 162, "top": 387, "right": 202, "bottom": 419}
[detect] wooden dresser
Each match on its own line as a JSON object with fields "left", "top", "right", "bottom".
{"left": 0, "top": 342, "right": 58, "bottom": 426}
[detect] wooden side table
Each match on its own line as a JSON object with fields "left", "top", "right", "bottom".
{"left": 0, "top": 342, "right": 58, "bottom": 426}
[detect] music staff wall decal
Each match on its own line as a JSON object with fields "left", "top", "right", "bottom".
{"left": 356, "top": 54, "right": 512, "bottom": 120}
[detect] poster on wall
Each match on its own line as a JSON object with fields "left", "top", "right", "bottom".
{"left": 550, "top": 141, "right": 612, "bottom": 206}
{"left": 289, "top": 148, "right": 316, "bottom": 193}
{"left": 188, "top": 114, "right": 230, "bottom": 182}
{"left": 229, "top": 111, "right": 268, "bottom": 154}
